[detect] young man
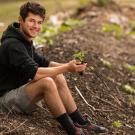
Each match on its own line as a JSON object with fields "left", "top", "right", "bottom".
{"left": 0, "top": 2, "right": 106, "bottom": 135}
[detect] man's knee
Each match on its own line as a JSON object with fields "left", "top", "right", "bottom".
{"left": 39, "top": 77, "right": 56, "bottom": 90}
{"left": 24, "top": 77, "right": 57, "bottom": 103}
{"left": 54, "top": 74, "right": 67, "bottom": 87}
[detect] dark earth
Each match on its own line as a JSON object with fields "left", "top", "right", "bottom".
{"left": 0, "top": 2, "right": 135, "bottom": 135}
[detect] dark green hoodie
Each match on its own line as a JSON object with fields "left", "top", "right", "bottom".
{"left": 0, "top": 22, "right": 49, "bottom": 96}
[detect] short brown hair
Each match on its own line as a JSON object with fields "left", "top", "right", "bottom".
{"left": 20, "top": 1, "right": 46, "bottom": 21}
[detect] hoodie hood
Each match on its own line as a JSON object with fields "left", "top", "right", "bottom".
{"left": 1, "top": 22, "right": 28, "bottom": 44}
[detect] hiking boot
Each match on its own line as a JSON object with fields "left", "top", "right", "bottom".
{"left": 75, "top": 126, "right": 85, "bottom": 135}
{"left": 75, "top": 114, "right": 107, "bottom": 134}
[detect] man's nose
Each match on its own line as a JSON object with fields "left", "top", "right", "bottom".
{"left": 33, "top": 22, "right": 40, "bottom": 28}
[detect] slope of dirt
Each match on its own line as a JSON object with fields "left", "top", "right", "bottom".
{"left": 0, "top": 2, "right": 135, "bottom": 135}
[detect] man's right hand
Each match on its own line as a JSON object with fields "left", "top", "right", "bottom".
{"left": 67, "top": 60, "right": 87, "bottom": 73}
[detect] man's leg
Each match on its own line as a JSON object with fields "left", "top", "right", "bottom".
{"left": 25, "top": 77, "right": 82, "bottom": 135}
{"left": 25, "top": 77, "right": 65, "bottom": 117}
{"left": 52, "top": 74, "right": 107, "bottom": 134}
{"left": 52, "top": 74, "right": 77, "bottom": 114}
{"left": 49, "top": 62, "right": 77, "bottom": 114}
{"left": 52, "top": 74, "right": 86, "bottom": 123}
{"left": 49, "top": 62, "right": 87, "bottom": 126}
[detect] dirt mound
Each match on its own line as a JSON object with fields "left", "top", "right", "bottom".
{"left": 0, "top": 2, "right": 135, "bottom": 135}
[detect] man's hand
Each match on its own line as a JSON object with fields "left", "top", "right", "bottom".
{"left": 67, "top": 60, "right": 87, "bottom": 73}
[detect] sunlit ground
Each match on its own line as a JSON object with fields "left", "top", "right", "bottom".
{"left": 117, "top": 0, "right": 135, "bottom": 6}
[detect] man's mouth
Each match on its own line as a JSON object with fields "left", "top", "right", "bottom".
{"left": 30, "top": 29, "right": 39, "bottom": 34}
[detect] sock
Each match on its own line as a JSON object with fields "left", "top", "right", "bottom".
{"left": 69, "top": 109, "right": 88, "bottom": 125}
{"left": 56, "top": 113, "right": 76, "bottom": 135}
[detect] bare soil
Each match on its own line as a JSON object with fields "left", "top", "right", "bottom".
{"left": 0, "top": 2, "right": 135, "bottom": 135}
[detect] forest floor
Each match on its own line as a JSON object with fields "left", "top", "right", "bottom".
{"left": 0, "top": 1, "right": 135, "bottom": 135}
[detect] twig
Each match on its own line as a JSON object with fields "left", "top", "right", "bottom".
{"left": 125, "top": 123, "right": 134, "bottom": 129}
{"left": 89, "top": 66, "right": 127, "bottom": 112}
{"left": 75, "top": 86, "right": 96, "bottom": 111}
{"left": 99, "top": 109, "right": 115, "bottom": 112}
{"left": 36, "top": 100, "right": 50, "bottom": 113}
{"left": 74, "top": 85, "right": 116, "bottom": 121}
{"left": 4, "top": 107, "right": 14, "bottom": 119}
{"left": 0, "top": 120, "right": 27, "bottom": 134}
{"left": 94, "top": 96, "right": 125, "bottom": 112}
{"left": 110, "top": 94, "right": 122, "bottom": 107}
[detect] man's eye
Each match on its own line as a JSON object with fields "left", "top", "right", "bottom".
{"left": 30, "top": 19, "right": 35, "bottom": 23}
{"left": 38, "top": 21, "right": 42, "bottom": 25}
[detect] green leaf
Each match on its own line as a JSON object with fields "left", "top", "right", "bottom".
{"left": 129, "top": 20, "right": 135, "bottom": 31}
{"left": 128, "top": 31, "right": 135, "bottom": 35}
{"left": 34, "top": 37, "right": 46, "bottom": 45}
{"left": 59, "top": 19, "right": 85, "bottom": 32}
{"left": 101, "top": 23, "right": 123, "bottom": 39}
{"left": 107, "top": 76, "right": 114, "bottom": 82}
{"left": 59, "top": 25, "right": 72, "bottom": 32}
{"left": 64, "top": 18, "right": 85, "bottom": 27}
{"left": 127, "top": 20, "right": 135, "bottom": 36}
{"left": 128, "top": 95, "right": 135, "bottom": 105}
{"left": 122, "top": 84, "right": 135, "bottom": 94}
{"left": 100, "top": 58, "right": 112, "bottom": 69}
{"left": 73, "top": 51, "right": 86, "bottom": 62}
{"left": 123, "top": 63, "right": 135, "bottom": 72}
{"left": 97, "top": 0, "right": 110, "bottom": 6}
{"left": 48, "top": 39, "right": 54, "bottom": 45}
{"left": 79, "top": 0, "right": 90, "bottom": 6}
{"left": 112, "top": 120, "right": 122, "bottom": 128}
{"left": 102, "top": 23, "right": 112, "bottom": 33}
{"left": 43, "top": 27, "right": 58, "bottom": 38}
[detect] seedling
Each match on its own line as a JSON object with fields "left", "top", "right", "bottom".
{"left": 112, "top": 120, "right": 122, "bottom": 128}
{"left": 73, "top": 51, "right": 87, "bottom": 75}
{"left": 101, "top": 23, "right": 123, "bottom": 39}
{"left": 129, "top": 20, "right": 135, "bottom": 31}
{"left": 122, "top": 84, "right": 135, "bottom": 95}
{"left": 79, "top": 0, "right": 91, "bottom": 7}
{"left": 97, "top": 0, "right": 110, "bottom": 6}
{"left": 73, "top": 51, "right": 85, "bottom": 62}
{"left": 59, "top": 18, "right": 85, "bottom": 32}
{"left": 128, "top": 95, "right": 135, "bottom": 105}
{"left": 100, "top": 58, "right": 112, "bottom": 69}
{"left": 123, "top": 63, "right": 135, "bottom": 73}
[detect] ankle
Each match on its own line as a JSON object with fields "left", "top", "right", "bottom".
{"left": 69, "top": 109, "right": 87, "bottom": 125}
{"left": 56, "top": 113, "right": 76, "bottom": 135}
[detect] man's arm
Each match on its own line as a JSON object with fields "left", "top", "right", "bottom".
{"left": 33, "top": 60, "right": 87, "bottom": 81}
{"left": 49, "top": 61, "right": 65, "bottom": 67}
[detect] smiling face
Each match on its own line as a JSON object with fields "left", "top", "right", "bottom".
{"left": 19, "top": 12, "right": 43, "bottom": 40}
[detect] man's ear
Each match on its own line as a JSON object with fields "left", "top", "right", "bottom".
{"left": 18, "top": 16, "right": 23, "bottom": 23}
